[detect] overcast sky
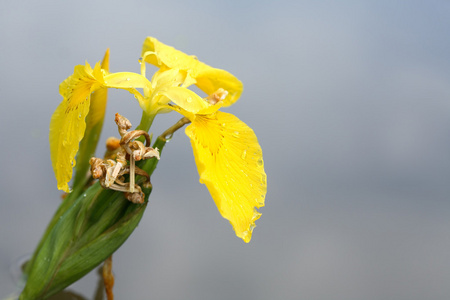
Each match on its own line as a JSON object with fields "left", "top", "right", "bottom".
{"left": 2, "top": 1, "right": 450, "bottom": 299}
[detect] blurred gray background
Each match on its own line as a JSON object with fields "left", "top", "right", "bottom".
{"left": 2, "top": 1, "right": 450, "bottom": 299}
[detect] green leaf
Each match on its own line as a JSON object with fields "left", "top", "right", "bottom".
{"left": 20, "top": 138, "right": 166, "bottom": 299}
{"left": 71, "top": 117, "right": 105, "bottom": 197}
{"left": 20, "top": 184, "right": 136, "bottom": 299}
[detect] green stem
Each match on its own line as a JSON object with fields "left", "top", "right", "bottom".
{"left": 136, "top": 110, "right": 156, "bottom": 133}
{"left": 159, "top": 117, "right": 190, "bottom": 141}
{"left": 135, "top": 110, "right": 156, "bottom": 145}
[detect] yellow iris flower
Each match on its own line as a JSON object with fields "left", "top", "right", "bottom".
{"left": 49, "top": 50, "right": 151, "bottom": 192}
{"left": 49, "top": 37, "right": 267, "bottom": 242}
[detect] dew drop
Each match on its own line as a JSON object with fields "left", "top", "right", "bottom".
{"left": 240, "top": 169, "right": 249, "bottom": 177}
{"left": 78, "top": 113, "right": 82, "bottom": 119}
{"left": 241, "top": 149, "right": 247, "bottom": 159}
{"left": 126, "top": 78, "right": 130, "bottom": 81}
{"left": 261, "top": 174, "right": 267, "bottom": 185}
{"left": 186, "top": 97, "right": 192, "bottom": 103}
{"left": 257, "top": 158, "right": 263, "bottom": 166}
{"left": 165, "top": 133, "right": 174, "bottom": 142}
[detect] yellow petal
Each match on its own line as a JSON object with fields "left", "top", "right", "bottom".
{"left": 148, "top": 69, "right": 225, "bottom": 115}
{"left": 142, "top": 37, "right": 243, "bottom": 107}
{"left": 87, "top": 86, "right": 108, "bottom": 128}
{"left": 72, "top": 50, "right": 110, "bottom": 190}
{"left": 87, "top": 49, "right": 109, "bottom": 127}
{"left": 194, "top": 68, "right": 243, "bottom": 108}
{"left": 103, "top": 72, "right": 152, "bottom": 114}
{"left": 50, "top": 61, "right": 104, "bottom": 192}
{"left": 49, "top": 96, "right": 90, "bottom": 192}
{"left": 185, "top": 112, "right": 267, "bottom": 242}
{"left": 58, "top": 62, "right": 103, "bottom": 111}
{"left": 162, "top": 87, "right": 223, "bottom": 115}
{"left": 151, "top": 68, "right": 183, "bottom": 88}
{"left": 104, "top": 72, "right": 151, "bottom": 89}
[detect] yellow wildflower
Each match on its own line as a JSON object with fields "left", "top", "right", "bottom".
{"left": 49, "top": 37, "right": 267, "bottom": 242}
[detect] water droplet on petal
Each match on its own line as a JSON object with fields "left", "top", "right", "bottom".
{"left": 241, "top": 150, "right": 247, "bottom": 159}
{"left": 261, "top": 174, "right": 267, "bottom": 185}
{"left": 186, "top": 97, "right": 192, "bottom": 103}
{"left": 257, "top": 158, "right": 263, "bottom": 166}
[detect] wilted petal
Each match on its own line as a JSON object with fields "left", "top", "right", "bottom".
{"left": 185, "top": 112, "right": 267, "bottom": 242}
